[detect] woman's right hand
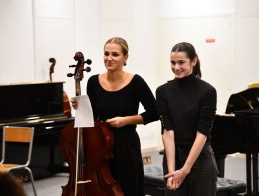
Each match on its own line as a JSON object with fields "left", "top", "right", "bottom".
{"left": 71, "top": 98, "right": 78, "bottom": 109}
{"left": 167, "top": 176, "right": 180, "bottom": 190}
{"left": 165, "top": 168, "right": 188, "bottom": 187}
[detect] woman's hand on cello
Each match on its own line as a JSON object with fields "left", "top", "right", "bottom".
{"left": 106, "top": 117, "right": 127, "bottom": 128}
{"left": 70, "top": 98, "right": 78, "bottom": 109}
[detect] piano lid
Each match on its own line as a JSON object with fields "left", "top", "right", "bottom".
{"left": 0, "top": 81, "right": 64, "bottom": 86}
{"left": 0, "top": 82, "right": 65, "bottom": 124}
{"left": 225, "top": 87, "right": 259, "bottom": 114}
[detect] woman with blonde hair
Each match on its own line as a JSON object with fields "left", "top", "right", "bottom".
{"left": 71, "top": 37, "right": 158, "bottom": 195}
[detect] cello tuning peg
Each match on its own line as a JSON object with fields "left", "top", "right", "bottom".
{"left": 67, "top": 73, "right": 74, "bottom": 77}
{"left": 83, "top": 67, "right": 91, "bottom": 73}
{"left": 84, "top": 59, "right": 92, "bottom": 65}
{"left": 69, "top": 64, "right": 76, "bottom": 68}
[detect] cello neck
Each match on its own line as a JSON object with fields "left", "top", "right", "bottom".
{"left": 49, "top": 58, "right": 56, "bottom": 82}
{"left": 75, "top": 78, "right": 81, "bottom": 96}
{"left": 49, "top": 73, "right": 52, "bottom": 82}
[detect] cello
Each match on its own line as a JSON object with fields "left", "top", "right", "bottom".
{"left": 60, "top": 52, "right": 124, "bottom": 196}
{"left": 49, "top": 57, "right": 72, "bottom": 118}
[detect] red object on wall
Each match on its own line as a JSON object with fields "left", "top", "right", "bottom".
{"left": 206, "top": 39, "right": 215, "bottom": 43}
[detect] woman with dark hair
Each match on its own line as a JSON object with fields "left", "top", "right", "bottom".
{"left": 71, "top": 37, "right": 158, "bottom": 196}
{"left": 156, "top": 42, "right": 218, "bottom": 196}
{"left": 0, "top": 173, "right": 26, "bottom": 196}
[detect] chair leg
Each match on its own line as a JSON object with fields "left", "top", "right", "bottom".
{"left": 25, "top": 167, "right": 37, "bottom": 196}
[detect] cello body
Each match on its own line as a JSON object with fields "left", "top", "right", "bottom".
{"left": 63, "top": 91, "right": 71, "bottom": 118}
{"left": 60, "top": 120, "right": 124, "bottom": 196}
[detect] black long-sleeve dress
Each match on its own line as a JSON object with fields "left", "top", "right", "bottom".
{"left": 87, "top": 74, "right": 158, "bottom": 196}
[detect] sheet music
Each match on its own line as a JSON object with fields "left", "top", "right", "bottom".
{"left": 72, "top": 95, "right": 94, "bottom": 128}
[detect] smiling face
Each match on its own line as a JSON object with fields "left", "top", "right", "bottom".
{"left": 170, "top": 51, "right": 197, "bottom": 79}
{"left": 104, "top": 43, "right": 128, "bottom": 72}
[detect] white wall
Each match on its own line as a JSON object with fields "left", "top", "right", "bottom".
{"left": 2, "top": 0, "right": 259, "bottom": 151}
{"left": 0, "top": 0, "right": 34, "bottom": 84}
{"left": 157, "top": 0, "right": 233, "bottom": 16}
{"left": 74, "top": 0, "right": 102, "bottom": 95}
{"left": 233, "top": 0, "right": 259, "bottom": 92}
{"left": 234, "top": 0, "right": 259, "bottom": 15}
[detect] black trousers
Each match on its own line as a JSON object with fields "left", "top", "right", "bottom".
{"left": 163, "top": 143, "right": 218, "bottom": 196}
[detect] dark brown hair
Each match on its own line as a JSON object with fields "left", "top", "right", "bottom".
{"left": 171, "top": 42, "right": 202, "bottom": 78}
{"left": 0, "top": 173, "right": 26, "bottom": 196}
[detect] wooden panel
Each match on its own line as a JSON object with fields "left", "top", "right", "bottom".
{"left": 5, "top": 127, "right": 32, "bottom": 143}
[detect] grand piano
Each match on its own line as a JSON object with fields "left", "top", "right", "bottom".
{"left": 212, "top": 87, "right": 259, "bottom": 195}
{"left": 0, "top": 81, "right": 74, "bottom": 180}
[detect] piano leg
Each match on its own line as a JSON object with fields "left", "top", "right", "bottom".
{"left": 247, "top": 153, "right": 252, "bottom": 195}
{"left": 49, "top": 137, "right": 55, "bottom": 173}
{"left": 247, "top": 153, "right": 259, "bottom": 196}
{"left": 252, "top": 153, "right": 259, "bottom": 195}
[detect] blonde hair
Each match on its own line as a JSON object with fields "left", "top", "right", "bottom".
{"left": 104, "top": 37, "right": 129, "bottom": 56}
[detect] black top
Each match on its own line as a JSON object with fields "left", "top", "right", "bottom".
{"left": 86, "top": 74, "right": 158, "bottom": 196}
{"left": 156, "top": 73, "right": 217, "bottom": 147}
{"left": 87, "top": 74, "right": 158, "bottom": 129}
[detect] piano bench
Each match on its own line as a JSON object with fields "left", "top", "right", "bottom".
{"left": 144, "top": 166, "right": 247, "bottom": 196}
